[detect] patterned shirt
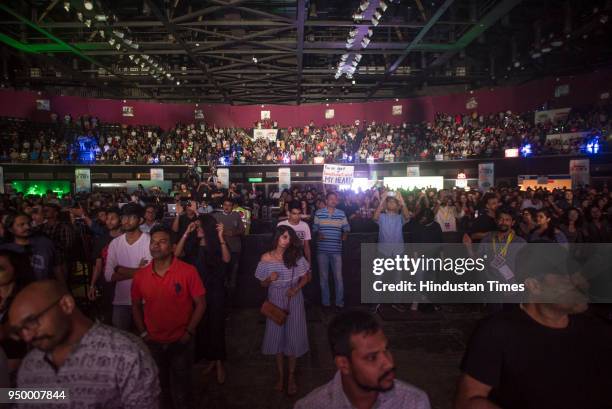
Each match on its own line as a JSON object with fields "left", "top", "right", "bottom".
{"left": 312, "top": 208, "right": 350, "bottom": 254}
{"left": 17, "top": 323, "right": 160, "bottom": 409}
{"left": 40, "top": 222, "right": 75, "bottom": 264}
{"left": 294, "top": 371, "right": 431, "bottom": 409}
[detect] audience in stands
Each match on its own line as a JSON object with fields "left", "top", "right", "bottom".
{"left": 1, "top": 103, "right": 610, "bottom": 165}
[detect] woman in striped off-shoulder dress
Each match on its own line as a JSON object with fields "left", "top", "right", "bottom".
{"left": 255, "top": 225, "right": 311, "bottom": 396}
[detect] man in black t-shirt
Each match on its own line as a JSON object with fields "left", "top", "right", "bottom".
{"left": 467, "top": 193, "right": 499, "bottom": 243}
{"left": 454, "top": 244, "right": 612, "bottom": 409}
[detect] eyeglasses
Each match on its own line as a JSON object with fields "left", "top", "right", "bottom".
{"left": 9, "top": 296, "right": 64, "bottom": 341}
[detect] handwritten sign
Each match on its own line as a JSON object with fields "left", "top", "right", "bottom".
{"left": 322, "top": 164, "right": 354, "bottom": 186}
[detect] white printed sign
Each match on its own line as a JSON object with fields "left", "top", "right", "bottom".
{"left": 36, "top": 99, "right": 50, "bottom": 111}
{"left": 325, "top": 109, "right": 335, "bottom": 119}
{"left": 534, "top": 108, "right": 571, "bottom": 124}
{"left": 322, "top": 164, "right": 354, "bottom": 186}
{"left": 75, "top": 168, "right": 91, "bottom": 193}
{"left": 392, "top": 105, "right": 402, "bottom": 116}
{"left": 569, "top": 159, "right": 589, "bottom": 188}
{"left": 253, "top": 129, "right": 278, "bottom": 142}
{"left": 478, "top": 163, "right": 494, "bottom": 191}
{"left": 260, "top": 110, "right": 271, "bottom": 120}
{"left": 217, "top": 168, "right": 229, "bottom": 188}
{"left": 545, "top": 132, "right": 587, "bottom": 143}
{"left": 279, "top": 167, "right": 291, "bottom": 191}
{"left": 122, "top": 106, "right": 134, "bottom": 117}
{"left": 406, "top": 166, "right": 420, "bottom": 177}
{"left": 150, "top": 168, "right": 164, "bottom": 181}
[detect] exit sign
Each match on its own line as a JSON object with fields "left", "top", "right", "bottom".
{"left": 248, "top": 177, "right": 263, "bottom": 182}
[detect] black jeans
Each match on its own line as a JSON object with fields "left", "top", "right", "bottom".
{"left": 147, "top": 338, "right": 194, "bottom": 409}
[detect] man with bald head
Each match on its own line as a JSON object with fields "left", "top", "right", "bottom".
{"left": 8, "top": 280, "right": 160, "bottom": 409}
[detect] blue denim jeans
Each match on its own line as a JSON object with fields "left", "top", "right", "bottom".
{"left": 317, "top": 252, "right": 343, "bottom": 307}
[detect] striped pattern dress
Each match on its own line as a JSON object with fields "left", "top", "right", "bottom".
{"left": 255, "top": 257, "right": 310, "bottom": 357}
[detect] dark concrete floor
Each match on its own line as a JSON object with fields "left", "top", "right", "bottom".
{"left": 191, "top": 305, "right": 484, "bottom": 409}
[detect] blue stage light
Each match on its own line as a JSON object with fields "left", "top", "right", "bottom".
{"left": 520, "top": 143, "right": 532, "bottom": 157}
{"left": 586, "top": 137, "right": 600, "bottom": 154}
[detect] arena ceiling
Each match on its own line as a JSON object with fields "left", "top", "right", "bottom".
{"left": 0, "top": 0, "right": 611, "bottom": 105}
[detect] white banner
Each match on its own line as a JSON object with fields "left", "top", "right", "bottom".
{"left": 569, "top": 159, "right": 589, "bottom": 188}
{"left": 392, "top": 105, "right": 402, "bottom": 116}
{"left": 217, "top": 168, "right": 229, "bottom": 188}
{"left": 0, "top": 166, "right": 4, "bottom": 194}
{"left": 534, "top": 108, "right": 571, "bottom": 125}
{"left": 406, "top": 165, "right": 420, "bottom": 177}
{"left": 75, "top": 168, "right": 91, "bottom": 193}
{"left": 384, "top": 176, "right": 444, "bottom": 191}
{"left": 478, "top": 163, "right": 494, "bottom": 191}
{"left": 279, "top": 167, "right": 291, "bottom": 191}
{"left": 253, "top": 129, "right": 278, "bottom": 142}
{"left": 545, "top": 132, "right": 587, "bottom": 143}
{"left": 122, "top": 106, "right": 134, "bottom": 117}
{"left": 322, "top": 164, "right": 354, "bottom": 186}
{"left": 150, "top": 168, "right": 164, "bottom": 181}
{"left": 36, "top": 99, "right": 50, "bottom": 111}
{"left": 325, "top": 109, "right": 335, "bottom": 119}
{"left": 260, "top": 110, "right": 271, "bottom": 120}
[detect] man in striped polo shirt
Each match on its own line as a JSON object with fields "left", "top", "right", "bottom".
{"left": 313, "top": 192, "right": 350, "bottom": 310}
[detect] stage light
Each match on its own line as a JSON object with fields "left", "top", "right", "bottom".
{"left": 371, "top": 16, "right": 380, "bottom": 26}
{"left": 341, "top": 53, "right": 349, "bottom": 61}
{"left": 551, "top": 40, "right": 563, "bottom": 47}
{"left": 379, "top": 0, "right": 388, "bottom": 12}
{"left": 349, "top": 28, "right": 358, "bottom": 38}
{"left": 586, "top": 136, "right": 601, "bottom": 154}
{"left": 63, "top": 2, "right": 70, "bottom": 11}
{"left": 98, "top": 29, "right": 105, "bottom": 38}
{"left": 115, "top": 43, "right": 121, "bottom": 50}
{"left": 373, "top": 10, "right": 382, "bottom": 20}
{"left": 541, "top": 46, "right": 552, "bottom": 53}
{"left": 520, "top": 143, "right": 532, "bottom": 157}
{"left": 84, "top": 0, "right": 94, "bottom": 11}
{"left": 95, "top": 14, "right": 107, "bottom": 21}
{"left": 176, "top": 81, "right": 181, "bottom": 85}
{"left": 359, "top": 1, "right": 369, "bottom": 12}
{"left": 108, "top": 38, "right": 116, "bottom": 46}
{"left": 113, "top": 31, "right": 125, "bottom": 39}
{"left": 352, "top": 79, "right": 356, "bottom": 84}
{"left": 531, "top": 51, "right": 541, "bottom": 58}
{"left": 166, "top": 73, "right": 172, "bottom": 78}
{"left": 353, "top": 12, "right": 363, "bottom": 21}
{"left": 134, "top": 57, "right": 140, "bottom": 64}
{"left": 361, "top": 37, "right": 371, "bottom": 48}
{"left": 252, "top": 57, "right": 258, "bottom": 63}
{"left": 84, "top": 19, "right": 91, "bottom": 28}
{"left": 354, "top": 53, "right": 363, "bottom": 62}
{"left": 77, "top": 12, "right": 83, "bottom": 21}
{"left": 129, "top": 54, "right": 134, "bottom": 61}
{"left": 367, "top": 28, "right": 373, "bottom": 37}
{"left": 513, "top": 61, "right": 520, "bottom": 68}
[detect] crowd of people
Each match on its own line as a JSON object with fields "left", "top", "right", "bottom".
{"left": 0, "top": 176, "right": 611, "bottom": 408}
{"left": 1, "top": 103, "right": 609, "bottom": 166}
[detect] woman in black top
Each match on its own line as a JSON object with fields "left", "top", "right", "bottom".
{"left": 176, "top": 215, "right": 230, "bottom": 384}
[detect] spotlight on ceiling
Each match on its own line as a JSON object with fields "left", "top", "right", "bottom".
{"left": 98, "top": 29, "right": 105, "bottom": 38}
{"left": 77, "top": 12, "right": 83, "bottom": 21}
{"left": 352, "top": 12, "right": 363, "bottom": 21}
{"left": 373, "top": 11, "right": 382, "bottom": 20}
{"left": 63, "top": 2, "right": 70, "bottom": 12}
{"left": 359, "top": 1, "right": 370, "bottom": 12}
{"left": 108, "top": 38, "right": 116, "bottom": 46}
{"left": 252, "top": 57, "right": 258, "bottom": 63}
{"left": 84, "top": 0, "right": 94, "bottom": 10}
{"left": 371, "top": 16, "right": 380, "bottom": 26}
{"left": 84, "top": 19, "right": 91, "bottom": 28}
{"left": 379, "top": 0, "right": 388, "bottom": 12}
{"left": 361, "top": 37, "right": 371, "bottom": 48}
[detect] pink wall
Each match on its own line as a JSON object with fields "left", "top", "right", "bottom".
{"left": 1, "top": 68, "right": 609, "bottom": 129}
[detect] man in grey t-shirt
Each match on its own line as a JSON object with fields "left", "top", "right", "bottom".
{"left": 213, "top": 198, "right": 245, "bottom": 290}
{"left": 295, "top": 310, "right": 430, "bottom": 409}
{"left": 10, "top": 280, "right": 159, "bottom": 409}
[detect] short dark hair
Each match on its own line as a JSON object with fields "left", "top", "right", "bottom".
{"left": 328, "top": 309, "right": 382, "bottom": 358}
{"left": 482, "top": 193, "right": 497, "bottom": 205}
{"left": 149, "top": 224, "right": 173, "bottom": 240}
{"left": 288, "top": 200, "right": 302, "bottom": 212}
{"left": 495, "top": 207, "right": 515, "bottom": 220}
{"left": 223, "top": 197, "right": 235, "bottom": 205}
{"left": 120, "top": 202, "right": 144, "bottom": 219}
{"left": 106, "top": 207, "right": 121, "bottom": 218}
{"left": 326, "top": 191, "right": 338, "bottom": 200}
{"left": 3, "top": 212, "right": 30, "bottom": 231}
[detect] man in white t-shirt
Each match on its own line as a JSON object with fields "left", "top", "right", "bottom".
{"left": 104, "top": 203, "right": 151, "bottom": 331}
{"left": 277, "top": 200, "right": 311, "bottom": 265}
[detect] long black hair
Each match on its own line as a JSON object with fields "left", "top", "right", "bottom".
{"left": 271, "top": 225, "right": 302, "bottom": 269}
{"left": 198, "top": 214, "right": 222, "bottom": 270}
{"left": 535, "top": 208, "right": 557, "bottom": 241}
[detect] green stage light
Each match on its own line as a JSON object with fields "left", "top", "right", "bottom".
{"left": 11, "top": 180, "right": 71, "bottom": 198}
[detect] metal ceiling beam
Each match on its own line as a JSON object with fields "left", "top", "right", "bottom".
{"left": 192, "top": 25, "right": 295, "bottom": 52}
{"left": 296, "top": 0, "right": 307, "bottom": 104}
{"left": 366, "top": 0, "right": 455, "bottom": 99}
{"left": 143, "top": 0, "right": 231, "bottom": 104}
{"left": 28, "top": 19, "right": 470, "bottom": 29}
{"left": 170, "top": 0, "right": 249, "bottom": 24}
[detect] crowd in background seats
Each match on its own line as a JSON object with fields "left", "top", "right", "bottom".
{"left": 1, "top": 103, "right": 610, "bottom": 165}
